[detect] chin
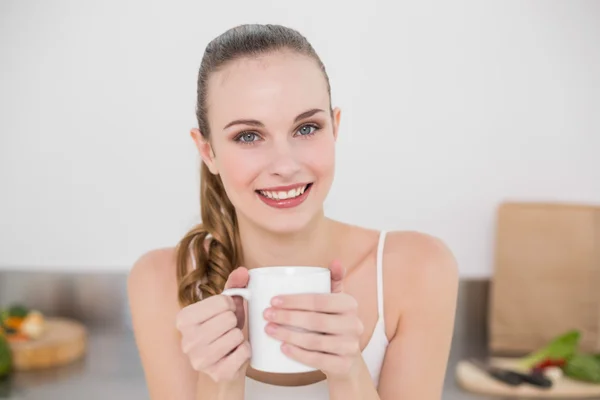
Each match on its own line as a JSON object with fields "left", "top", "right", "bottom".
{"left": 263, "top": 217, "right": 313, "bottom": 235}
{"left": 243, "top": 204, "right": 322, "bottom": 236}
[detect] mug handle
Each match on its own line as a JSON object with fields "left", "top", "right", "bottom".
{"left": 221, "top": 288, "right": 251, "bottom": 301}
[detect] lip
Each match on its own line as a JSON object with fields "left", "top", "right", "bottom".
{"left": 256, "top": 182, "right": 311, "bottom": 192}
{"left": 256, "top": 183, "right": 313, "bottom": 209}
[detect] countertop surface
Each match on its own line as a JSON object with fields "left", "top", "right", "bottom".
{"left": 0, "top": 329, "right": 596, "bottom": 400}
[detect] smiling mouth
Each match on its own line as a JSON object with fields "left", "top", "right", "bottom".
{"left": 256, "top": 183, "right": 313, "bottom": 200}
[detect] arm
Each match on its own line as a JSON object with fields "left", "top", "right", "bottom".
{"left": 128, "top": 249, "right": 249, "bottom": 400}
{"left": 327, "top": 357, "right": 380, "bottom": 399}
{"left": 377, "top": 233, "right": 459, "bottom": 399}
{"left": 326, "top": 233, "right": 458, "bottom": 399}
{"left": 265, "top": 234, "right": 458, "bottom": 399}
{"left": 128, "top": 249, "right": 200, "bottom": 399}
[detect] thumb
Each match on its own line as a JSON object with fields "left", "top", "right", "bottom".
{"left": 223, "top": 266, "right": 249, "bottom": 329}
{"left": 224, "top": 266, "right": 249, "bottom": 290}
{"left": 329, "top": 259, "right": 345, "bottom": 294}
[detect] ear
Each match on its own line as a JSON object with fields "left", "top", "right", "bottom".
{"left": 331, "top": 107, "right": 342, "bottom": 141}
{"left": 190, "top": 128, "right": 218, "bottom": 174}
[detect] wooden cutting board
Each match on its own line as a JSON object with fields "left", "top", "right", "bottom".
{"left": 9, "top": 317, "right": 87, "bottom": 371}
{"left": 456, "top": 358, "right": 600, "bottom": 398}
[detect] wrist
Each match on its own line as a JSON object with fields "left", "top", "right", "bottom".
{"left": 214, "top": 374, "right": 245, "bottom": 400}
{"left": 327, "top": 372, "right": 359, "bottom": 387}
{"left": 326, "top": 364, "right": 360, "bottom": 384}
{"left": 325, "top": 357, "right": 365, "bottom": 385}
{"left": 327, "top": 372, "right": 361, "bottom": 400}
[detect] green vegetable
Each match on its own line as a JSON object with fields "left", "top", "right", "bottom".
{"left": 0, "top": 335, "right": 11, "bottom": 379}
{"left": 7, "top": 304, "right": 29, "bottom": 319}
{"left": 518, "top": 330, "right": 581, "bottom": 369}
{"left": 564, "top": 354, "right": 600, "bottom": 383}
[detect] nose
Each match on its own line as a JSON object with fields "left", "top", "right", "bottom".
{"left": 266, "top": 137, "right": 302, "bottom": 178}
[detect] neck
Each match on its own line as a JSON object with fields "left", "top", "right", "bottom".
{"left": 236, "top": 212, "right": 339, "bottom": 270}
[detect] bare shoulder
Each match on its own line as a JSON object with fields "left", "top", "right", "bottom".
{"left": 128, "top": 247, "right": 178, "bottom": 299}
{"left": 383, "top": 231, "right": 459, "bottom": 303}
{"left": 127, "top": 247, "right": 180, "bottom": 327}
{"left": 383, "top": 231, "right": 458, "bottom": 277}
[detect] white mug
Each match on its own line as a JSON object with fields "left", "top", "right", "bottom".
{"left": 221, "top": 266, "right": 331, "bottom": 374}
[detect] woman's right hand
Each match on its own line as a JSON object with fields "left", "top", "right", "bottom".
{"left": 176, "top": 267, "right": 251, "bottom": 383}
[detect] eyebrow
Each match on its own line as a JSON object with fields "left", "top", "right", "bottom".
{"left": 223, "top": 108, "right": 325, "bottom": 130}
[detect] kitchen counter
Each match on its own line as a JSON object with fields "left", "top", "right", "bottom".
{"left": 2, "top": 272, "right": 596, "bottom": 399}
{"left": 2, "top": 329, "right": 585, "bottom": 400}
{"left": 1, "top": 329, "right": 148, "bottom": 400}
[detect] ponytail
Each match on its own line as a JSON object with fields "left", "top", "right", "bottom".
{"left": 175, "top": 163, "right": 242, "bottom": 307}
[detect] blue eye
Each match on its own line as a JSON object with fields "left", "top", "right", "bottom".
{"left": 235, "top": 132, "right": 260, "bottom": 144}
{"left": 296, "top": 124, "right": 318, "bottom": 137}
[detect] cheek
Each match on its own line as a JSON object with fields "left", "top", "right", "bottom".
{"left": 306, "top": 139, "right": 335, "bottom": 178}
{"left": 216, "top": 150, "right": 262, "bottom": 195}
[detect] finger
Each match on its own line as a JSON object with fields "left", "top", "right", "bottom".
{"left": 212, "top": 341, "right": 252, "bottom": 380}
{"left": 271, "top": 293, "right": 358, "bottom": 313}
{"left": 193, "top": 328, "right": 245, "bottom": 368}
{"left": 224, "top": 266, "right": 249, "bottom": 289}
{"left": 224, "top": 266, "right": 249, "bottom": 329}
{"left": 181, "top": 311, "right": 238, "bottom": 354}
{"left": 329, "top": 259, "right": 345, "bottom": 294}
{"left": 176, "top": 294, "right": 235, "bottom": 330}
{"left": 266, "top": 323, "right": 359, "bottom": 356}
{"left": 265, "top": 309, "right": 363, "bottom": 335}
{"left": 281, "top": 343, "right": 351, "bottom": 374}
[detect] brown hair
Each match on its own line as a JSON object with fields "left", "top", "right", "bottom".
{"left": 175, "top": 24, "right": 332, "bottom": 307}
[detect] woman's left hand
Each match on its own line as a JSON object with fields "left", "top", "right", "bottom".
{"left": 263, "top": 260, "right": 365, "bottom": 379}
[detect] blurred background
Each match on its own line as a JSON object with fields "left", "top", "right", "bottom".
{"left": 0, "top": 0, "right": 599, "bottom": 399}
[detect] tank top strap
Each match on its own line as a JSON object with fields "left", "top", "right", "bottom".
{"left": 375, "top": 230, "right": 387, "bottom": 322}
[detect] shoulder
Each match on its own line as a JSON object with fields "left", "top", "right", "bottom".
{"left": 127, "top": 247, "right": 178, "bottom": 306}
{"left": 382, "top": 231, "right": 459, "bottom": 302}
{"left": 127, "top": 247, "right": 181, "bottom": 349}
{"left": 128, "top": 247, "right": 177, "bottom": 285}
{"left": 383, "top": 231, "right": 458, "bottom": 277}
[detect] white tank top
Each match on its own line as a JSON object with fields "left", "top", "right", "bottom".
{"left": 191, "top": 231, "right": 390, "bottom": 399}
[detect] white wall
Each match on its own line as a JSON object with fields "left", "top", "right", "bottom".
{"left": 1, "top": 0, "right": 598, "bottom": 276}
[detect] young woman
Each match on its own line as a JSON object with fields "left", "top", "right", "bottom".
{"left": 128, "top": 24, "right": 459, "bottom": 400}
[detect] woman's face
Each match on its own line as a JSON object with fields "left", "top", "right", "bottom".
{"left": 193, "top": 51, "right": 340, "bottom": 234}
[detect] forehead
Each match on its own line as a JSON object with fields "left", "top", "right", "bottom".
{"left": 206, "top": 51, "right": 330, "bottom": 129}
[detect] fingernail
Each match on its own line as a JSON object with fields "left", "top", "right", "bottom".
{"left": 264, "top": 308, "right": 275, "bottom": 320}
{"left": 271, "top": 296, "right": 282, "bottom": 306}
{"left": 265, "top": 323, "right": 277, "bottom": 334}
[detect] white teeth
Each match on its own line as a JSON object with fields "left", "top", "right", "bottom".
{"left": 259, "top": 185, "right": 308, "bottom": 200}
